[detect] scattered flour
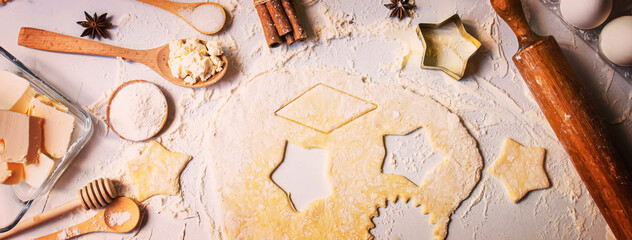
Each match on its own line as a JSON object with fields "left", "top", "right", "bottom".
{"left": 56, "top": 227, "right": 80, "bottom": 239}
{"left": 67, "top": 0, "right": 629, "bottom": 239}
{"left": 108, "top": 211, "right": 132, "bottom": 226}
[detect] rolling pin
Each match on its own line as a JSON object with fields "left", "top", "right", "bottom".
{"left": 490, "top": 0, "right": 632, "bottom": 239}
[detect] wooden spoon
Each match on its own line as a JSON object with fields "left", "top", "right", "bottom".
{"left": 17, "top": 27, "right": 228, "bottom": 88}
{"left": 136, "top": 0, "right": 226, "bottom": 35}
{"left": 34, "top": 197, "right": 141, "bottom": 240}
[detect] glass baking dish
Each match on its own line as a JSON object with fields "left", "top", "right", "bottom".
{"left": 0, "top": 46, "right": 93, "bottom": 232}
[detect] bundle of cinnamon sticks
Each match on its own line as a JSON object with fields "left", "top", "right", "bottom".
{"left": 254, "top": 0, "right": 306, "bottom": 47}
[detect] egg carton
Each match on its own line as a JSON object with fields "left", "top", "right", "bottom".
{"left": 538, "top": 0, "right": 632, "bottom": 83}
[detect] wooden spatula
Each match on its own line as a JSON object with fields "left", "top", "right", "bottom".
{"left": 490, "top": 0, "right": 632, "bottom": 239}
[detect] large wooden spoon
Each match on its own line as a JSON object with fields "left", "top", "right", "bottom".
{"left": 18, "top": 27, "right": 228, "bottom": 88}
{"left": 34, "top": 197, "right": 141, "bottom": 240}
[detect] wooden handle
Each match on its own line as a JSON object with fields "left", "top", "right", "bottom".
{"left": 18, "top": 28, "right": 147, "bottom": 63}
{"left": 491, "top": 0, "right": 632, "bottom": 239}
{"left": 0, "top": 199, "right": 83, "bottom": 239}
{"left": 33, "top": 214, "right": 99, "bottom": 240}
{"left": 490, "top": 0, "right": 542, "bottom": 50}
{"left": 136, "top": 0, "right": 182, "bottom": 12}
{"left": 0, "top": 178, "right": 117, "bottom": 239}
{"left": 514, "top": 38, "right": 632, "bottom": 240}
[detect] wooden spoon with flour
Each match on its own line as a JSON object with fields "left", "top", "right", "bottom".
{"left": 18, "top": 27, "right": 228, "bottom": 88}
{"left": 136, "top": 0, "right": 226, "bottom": 35}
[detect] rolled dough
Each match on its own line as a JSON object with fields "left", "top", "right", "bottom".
{"left": 209, "top": 69, "right": 483, "bottom": 239}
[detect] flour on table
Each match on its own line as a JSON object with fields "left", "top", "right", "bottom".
{"left": 66, "top": 0, "right": 623, "bottom": 238}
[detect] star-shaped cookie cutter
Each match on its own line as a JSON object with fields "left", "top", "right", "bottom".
{"left": 416, "top": 14, "right": 481, "bottom": 80}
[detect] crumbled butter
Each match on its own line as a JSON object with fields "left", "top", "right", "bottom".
{"left": 167, "top": 38, "right": 224, "bottom": 84}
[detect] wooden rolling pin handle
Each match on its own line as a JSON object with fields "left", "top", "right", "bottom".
{"left": 515, "top": 38, "right": 632, "bottom": 240}
{"left": 489, "top": 0, "right": 542, "bottom": 50}
{"left": 490, "top": 0, "right": 632, "bottom": 239}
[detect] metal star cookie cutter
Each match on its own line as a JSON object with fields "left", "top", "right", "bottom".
{"left": 416, "top": 14, "right": 481, "bottom": 80}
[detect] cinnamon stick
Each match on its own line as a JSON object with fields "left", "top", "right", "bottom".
{"left": 281, "top": 0, "right": 307, "bottom": 41}
{"left": 255, "top": 3, "right": 282, "bottom": 48}
{"left": 284, "top": 34, "right": 295, "bottom": 45}
{"left": 265, "top": 0, "right": 293, "bottom": 36}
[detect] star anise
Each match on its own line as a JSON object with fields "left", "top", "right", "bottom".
{"left": 384, "top": 0, "right": 416, "bottom": 20}
{"left": 76, "top": 12, "right": 113, "bottom": 39}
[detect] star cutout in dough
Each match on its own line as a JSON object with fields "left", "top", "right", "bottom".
{"left": 127, "top": 141, "right": 192, "bottom": 201}
{"left": 488, "top": 138, "right": 550, "bottom": 203}
{"left": 271, "top": 142, "right": 332, "bottom": 211}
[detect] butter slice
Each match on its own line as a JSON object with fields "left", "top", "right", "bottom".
{"left": 0, "top": 162, "right": 12, "bottom": 184}
{"left": 24, "top": 153, "right": 55, "bottom": 188}
{"left": 0, "top": 162, "right": 25, "bottom": 185}
{"left": 33, "top": 95, "right": 68, "bottom": 113}
{"left": 29, "top": 97, "right": 75, "bottom": 158}
{"left": 0, "top": 71, "right": 36, "bottom": 114}
{"left": 0, "top": 110, "right": 42, "bottom": 164}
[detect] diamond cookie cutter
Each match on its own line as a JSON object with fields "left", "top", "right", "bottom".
{"left": 416, "top": 14, "right": 481, "bottom": 80}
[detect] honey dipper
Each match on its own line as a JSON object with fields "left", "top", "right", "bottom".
{"left": 0, "top": 178, "right": 118, "bottom": 239}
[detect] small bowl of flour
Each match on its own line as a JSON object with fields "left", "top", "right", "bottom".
{"left": 107, "top": 80, "right": 168, "bottom": 142}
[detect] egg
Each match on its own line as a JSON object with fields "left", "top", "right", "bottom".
{"left": 599, "top": 16, "right": 632, "bottom": 66}
{"left": 560, "top": 0, "right": 612, "bottom": 29}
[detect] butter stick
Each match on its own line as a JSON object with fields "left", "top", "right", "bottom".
{"left": 29, "top": 97, "right": 75, "bottom": 159}
{"left": 0, "top": 71, "right": 36, "bottom": 114}
{"left": 0, "top": 110, "right": 42, "bottom": 164}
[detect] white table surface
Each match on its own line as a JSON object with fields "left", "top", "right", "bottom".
{"left": 1, "top": 0, "right": 631, "bottom": 239}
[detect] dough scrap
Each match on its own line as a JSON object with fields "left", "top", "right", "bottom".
{"left": 209, "top": 69, "right": 483, "bottom": 239}
{"left": 127, "top": 140, "right": 192, "bottom": 201}
{"left": 488, "top": 138, "right": 549, "bottom": 203}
